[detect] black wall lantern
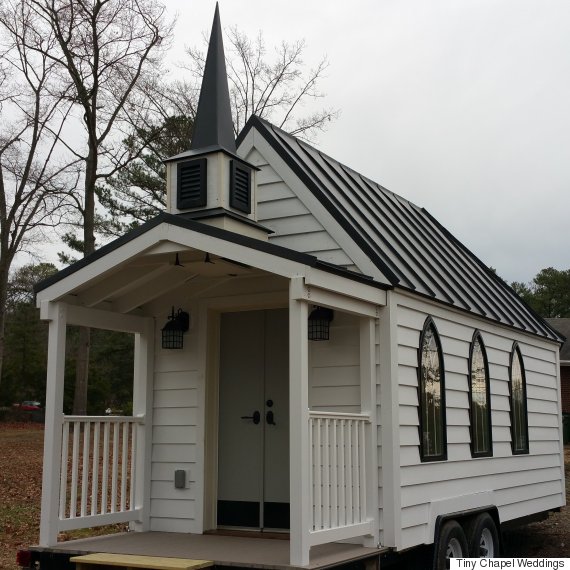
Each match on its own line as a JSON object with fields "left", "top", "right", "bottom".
{"left": 161, "top": 307, "right": 190, "bottom": 349}
{"left": 308, "top": 306, "right": 334, "bottom": 341}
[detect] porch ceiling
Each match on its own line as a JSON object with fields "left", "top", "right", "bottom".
{"left": 35, "top": 215, "right": 388, "bottom": 316}
{"left": 66, "top": 246, "right": 270, "bottom": 315}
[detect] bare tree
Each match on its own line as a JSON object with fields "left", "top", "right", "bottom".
{"left": 97, "top": 26, "right": 339, "bottom": 237}
{"left": 0, "top": 2, "right": 79, "bottom": 393}
{"left": 186, "top": 26, "right": 338, "bottom": 139}
{"left": 15, "top": 0, "right": 173, "bottom": 414}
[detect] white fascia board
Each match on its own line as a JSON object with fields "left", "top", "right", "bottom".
{"left": 394, "top": 288, "right": 560, "bottom": 352}
{"left": 36, "top": 224, "right": 169, "bottom": 305}
{"left": 305, "top": 267, "right": 387, "bottom": 307}
{"left": 35, "top": 221, "right": 309, "bottom": 304}
{"left": 239, "top": 127, "right": 391, "bottom": 286}
{"left": 36, "top": 220, "right": 386, "bottom": 310}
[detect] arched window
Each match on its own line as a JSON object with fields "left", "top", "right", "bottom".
{"left": 469, "top": 332, "right": 492, "bottom": 457}
{"left": 418, "top": 317, "right": 447, "bottom": 461}
{"left": 509, "top": 343, "right": 529, "bottom": 454}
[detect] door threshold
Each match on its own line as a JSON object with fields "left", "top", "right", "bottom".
{"left": 206, "top": 529, "right": 289, "bottom": 540}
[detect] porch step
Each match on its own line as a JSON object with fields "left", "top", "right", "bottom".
{"left": 70, "top": 553, "right": 214, "bottom": 570}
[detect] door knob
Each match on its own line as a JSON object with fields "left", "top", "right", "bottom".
{"left": 241, "top": 410, "right": 261, "bottom": 424}
{"left": 266, "top": 410, "right": 276, "bottom": 425}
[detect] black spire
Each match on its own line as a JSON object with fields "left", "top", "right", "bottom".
{"left": 190, "top": 3, "right": 236, "bottom": 153}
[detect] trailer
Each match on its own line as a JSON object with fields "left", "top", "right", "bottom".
{"left": 21, "top": 6, "right": 566, "bottom": 570}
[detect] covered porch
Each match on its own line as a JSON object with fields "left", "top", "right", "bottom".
{"left": 32, "top": 531, "right": 385, "bottom": 570}
{"left": 36, "top": 216, "right": 387, "bottom": 566}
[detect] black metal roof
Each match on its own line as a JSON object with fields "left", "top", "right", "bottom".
{"left": 238, "top": 115, "right": 562, "bottom": 343}
{"left": 545, "top": 319, "right": 570, "bottom": 358}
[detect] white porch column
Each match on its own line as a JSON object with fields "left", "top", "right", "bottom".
{"left": 289, "top": 278, "right": 310, "bottom": 566}
{"left": 39, "top": 302, "right": 67, "bottom": 546}
{"left": 131, "top": 317, "right": 155, "bottom": 531}
{"left": 360, "top": 316, "right": 380, "bottom": 548}
{"left": 378, "top": 292, "right": 402, "bottom": 548}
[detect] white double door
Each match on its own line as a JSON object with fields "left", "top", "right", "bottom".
{"left": 217, "top": 309, "right": 289, "bottom": 530}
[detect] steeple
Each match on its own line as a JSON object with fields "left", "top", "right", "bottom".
{"left": 162, "top": 5, "right": 270, "bottom": 241}
{"left": 190, "top": 3, "right": 236, "bottom": 153}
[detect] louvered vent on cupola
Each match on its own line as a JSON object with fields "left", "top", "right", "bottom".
{"left": 229, "top": 160, "right": 251, "bottom": 214}
{"left": 177, "top": 158, "right": 207, "bottom": 210}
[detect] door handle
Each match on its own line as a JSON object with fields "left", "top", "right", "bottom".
{"left": 266, "top": 410, "right": 276, "bottom": 425}
{"left": 241, "top": 410, "right": 261, "bottom": 424}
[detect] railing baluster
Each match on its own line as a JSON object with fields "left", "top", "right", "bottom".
{"left": 352, "top": 420, "right": 359, "bottom": 523}
{"left": 130, "top": 420, "right": 136, "bottom": 510}
{"left": 102, "top": 421, "right": 110, "bottom": 515}
{"left": 80, "top": 421, "right": 90, "bottom": 517}
{"left": 323, "top": 418, "right": 330, "bottom": 530}
{"left": 121, "top": 422, "right": 129, "bottom": 512}
{"left": 111, "top": 422, "right": 119, "bottom": 513}
{"left": 331, "top": 418, "right": 338, "bottom": 528}
{"left": 91, "top": 422, "right": 100, "bottom": 516}
{"left": 339, "top": 419, "right": 346, "bottom": 527}
{"left": 59, "top": 421, "right": 69, "bottom": 519}
{"left": 70, "top": 422, "right": 80, "bottom": 518}
{"left": 315, "top": 418, "right": 322, "bottom": 531}
{"left": 309, "top": 416, "right": 314, "bottom": 529}
{"left": 358, "top": 420, "right": 367, "bottom": 524}
{"left": 346, "top": 420, "right": 353, "bottom": 525}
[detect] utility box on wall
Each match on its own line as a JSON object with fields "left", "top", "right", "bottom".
{"left": 174, "top": 469, "right": 188, "bottom": 489}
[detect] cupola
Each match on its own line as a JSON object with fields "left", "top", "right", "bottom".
{"left": 164, "top": 4, "right": 269, "bottom": 241}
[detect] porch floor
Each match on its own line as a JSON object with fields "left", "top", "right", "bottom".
{"left": 31, "top": 532, "right": 385, "bottom": 570}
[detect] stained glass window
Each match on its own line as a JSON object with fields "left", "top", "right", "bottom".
{"left": 510, "top": 344, "right": 529, "bottom": 454}
{"left": 469, "top": 333, "right": 492, "bottom": 457}
{"left": 419, "top": 319, "right": 446, "bottom": 461}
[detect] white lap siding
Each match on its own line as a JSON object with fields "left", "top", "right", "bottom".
{"left": 309, "top": 311, "right": 361, "bottom": 413}
{"left": 394, "top": 291, "right": 564, "bottom": 550}
{"left": 150, "top": 314, "right": 202, "bottom": 533}
{"left": 246, "top": 148, "right": 359, "bottom": 271}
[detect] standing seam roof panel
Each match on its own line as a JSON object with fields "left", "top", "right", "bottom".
{"left": 293, "top": 142, "right": 438, "bottom": 295}
{"left": 237, "top": 116, "right": 562, "bottom": 343}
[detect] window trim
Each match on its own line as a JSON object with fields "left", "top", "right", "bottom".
{"left": 468, "top": 331, "right": 493, "bottom": 458}
{"left": 418, "top": 316, "right": 447, "bottom": 462}
{"left": 509, "top": 342, "right": 529, "bottom": 455}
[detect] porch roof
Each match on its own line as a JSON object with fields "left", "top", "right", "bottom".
{"left": 35, "top": 212, "right": 388, "bottom": 306}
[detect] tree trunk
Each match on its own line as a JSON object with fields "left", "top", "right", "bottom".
{"left": 72, "top": 144, "right": 97, "bottom": 415}
{"left": 72, "top": 325, "right": 90, "bottom": 415}
{"left": 0, "top": 261, "right": 9, "bottom": 392}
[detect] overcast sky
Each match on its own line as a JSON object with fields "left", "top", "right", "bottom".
{"left": 162, "top": 0, "right": 569, "bottom": 284}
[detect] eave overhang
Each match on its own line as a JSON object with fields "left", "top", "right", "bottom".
{"left": 35, "top": 212, "right": 389, "bottom": 308}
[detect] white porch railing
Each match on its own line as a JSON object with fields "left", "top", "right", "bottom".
{"left": 58, "top": 415, "right": 143, "bottom": 531}
{"left": 309, "top": 411, "right": 375, "bottom": 546}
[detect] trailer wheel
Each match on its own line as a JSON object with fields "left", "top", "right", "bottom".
{"left": 466, "top": 512, "right": 499, "bottom": 558}
{"left": 435, "top": 520, "right": 469, "bottom": 570}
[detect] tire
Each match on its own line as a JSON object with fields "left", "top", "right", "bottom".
{"left": 435, "top": 520, "right": 469, "bottom": 570}
{"left": 465, "top": 512, "right": 499, "bottom": 558}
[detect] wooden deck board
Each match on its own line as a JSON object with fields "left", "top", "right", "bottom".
{"left": 71, "top": 553, "right": 213, "bottom": 570}
{"left": 32, "top": 532, "right": 384, "bottom": 570}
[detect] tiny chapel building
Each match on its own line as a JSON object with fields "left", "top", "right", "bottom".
{"left": 34, "top": 6, "right": 566, "bottom": 568}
